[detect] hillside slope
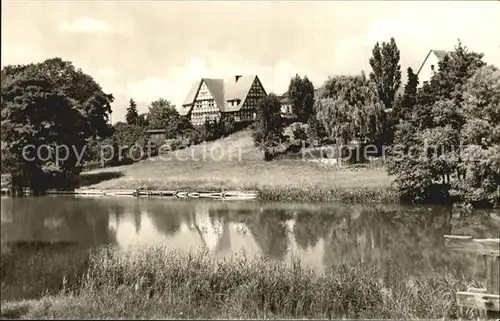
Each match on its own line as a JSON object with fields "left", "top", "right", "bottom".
{"left": 82, "top": 129, "right": 394, "bottom": 202}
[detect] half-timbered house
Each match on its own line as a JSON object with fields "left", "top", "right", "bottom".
{"left": 179, "top": 75, "right": 267, "bottom": 126}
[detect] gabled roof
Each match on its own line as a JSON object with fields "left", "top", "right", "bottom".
{"left": 416, "top": 49, "right": 453, "bottom": 76}
{"left": 432, "top": 49, "right": 451, "bottom": 61}
{"left": 203, "top": 78, "right": 225, "bottom": 109}
{"left": 223, "top": 75, "right": 258, "bottom": 112}
{"left": 179, "top": 75, "right": 264, "bottom": 115}
{"left": 180, "top": 81, "right": 201, "bottom": 116}
{"left": 279, "top": 91, "right": 290, "bottom": 104}
{"left": 182, "top": 81, "right": 201, "bottom": 106}
{"left": 181, "top": 79, "right": 227, "bottom": 117}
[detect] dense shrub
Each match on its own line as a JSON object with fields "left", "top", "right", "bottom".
{"left": 185, "top": 129, "right": 203, "bottom": 145}
{"left": 220, "top": 115, "right": 236, "bottom": 136}
{"left": 291, "top": 122, "right": 308, "bottom": 142}
{"left": 204, "top": 115, "right": 238, "bottom": 141}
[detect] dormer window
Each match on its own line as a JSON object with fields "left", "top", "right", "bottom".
{"left": 228, "top": 100, "right": 239, "bottom": 107}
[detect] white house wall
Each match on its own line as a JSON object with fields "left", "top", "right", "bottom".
{"left": 418, "top": 53, "right": 441, "bottom": 86}
{"left": 190, "top": 81, "right": 221, "bottom": 126}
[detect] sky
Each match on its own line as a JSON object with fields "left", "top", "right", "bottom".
{"left": 2, "top": 0, "right": 500, "bottom": 123}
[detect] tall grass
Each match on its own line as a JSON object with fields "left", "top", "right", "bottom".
{"left": 1, "top": 243, "right": 90, "bottom": 302}
{"left": 1, "top": 245, "right": 480, "bottom": 319}
{"left": 258, "top": 186, "right": 398, "bottom": 203}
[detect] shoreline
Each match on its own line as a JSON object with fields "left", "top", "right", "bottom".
{"left": 1, "top": 185, "right": 399, "bottom": 204}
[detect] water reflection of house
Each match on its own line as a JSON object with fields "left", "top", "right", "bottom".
{"left": 173, "top": 204, "right": 260, "bottom": 256}
{"left": 191, "top": 204, "right": 225, "bottom": 252}
{"left": 220, "top": 222, "right": 260, "bottom": 257}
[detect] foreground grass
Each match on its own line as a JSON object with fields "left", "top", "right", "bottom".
{"left": 81, "top": 130, "right": 396, "bottom": 203}
{"left": 1, "top": 246, "right": 481, "bottom": 319}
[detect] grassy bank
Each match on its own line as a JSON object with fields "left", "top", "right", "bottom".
{"left": 79, "top": 130, "right": 396, "bottom": 203}
{"left": 1, "top": 246, "right": 480, "bottom": 319}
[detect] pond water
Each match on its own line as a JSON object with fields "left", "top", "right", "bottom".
{"left": 1, "top": 196, "right": 499, "bottom": 302}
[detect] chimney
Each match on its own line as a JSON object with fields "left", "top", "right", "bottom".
{"left": 235, "top": 75, "right": 242, "bottom": 82}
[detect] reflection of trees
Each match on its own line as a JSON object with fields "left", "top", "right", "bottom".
{"left": 293, "top": 209, "right": 338, "bottom": 250}
{"left": 2, "top": 197, "right": 115, "bottom": 246}
{"left": 209, "top": 208, "right": 255, "bottom": 224}
{"left": 1, "top": 197, "right": 118, "bottom": 301}
{"left": 111, "top": 202, "right": 126, "bottom": 224}
{"left": 133, "top": 203, "right": 142, "bottom": 234}
{"left": 319, "top": 205, "right": 470, "bottom": 277}
{"left": 247, "top": 209, "right": 290, "bottom": 260}
{"left": 450, "top": 208, "right": 500, "bottom": 238}
{"left": 64, "top": 202, "right": 114, "bottom": 246}
{"left": 146, "top": 202, "right": 186, "bottom": 236}
{"left": 293, "top": 211, "right": 320, "bottom": 249}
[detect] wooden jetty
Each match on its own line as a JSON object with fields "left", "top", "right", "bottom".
{"left": 43, "top": 188, "right": 259, "bottom": 200}
{"left": 444, "top": 235, "right": 499, "bottom": 319}
{"left": 2, "top": 186, "right": 258, "bottom": 200}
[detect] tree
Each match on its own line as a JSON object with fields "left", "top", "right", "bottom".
{"left": 454, "top": 65, "right": 500, "bottom": 207}
{"left": 306, "top": 109, "right": 328, "bottom": 145}
{"left": 315, "top": 74, "right": 385, "bottom": 146}
{"left": 109, "top": 121, "right": 147, "bottom": 163}
{"left": 137, "top": 113, "right": 149, "bottom": 128}
{"left": 252, "top": 94, "right": 284, "bottom": 160}
{"left": 288, "top": 74, "right": 315, "bottom": 122}
{"left": 369, "top": 37, "right": 402, "bottom": 110}
{"left": 387, "top": 41, "right": 492, "bottom": 207}
{"left": 393, "top": 67, "right": 419, "bottom": 124}
{"left": 146, "top": 98, "right": 180, "bottom": 138}
{"left": 368, "top": 38, "right": 402, "bottom": 147}
{"left": 125, "top": 98, "right": 140, "bottom": 125}
{"left": 171, "top": 116, "right": 195, "bottom": 139}
{"left": 1, "top": 58, "right": 113, "bottom": 194}
{"left": 111, "top": 122, "right": 147, "bottom": 149}
{"left": 414, "top": 40, "right": 486, "bottom": 131}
